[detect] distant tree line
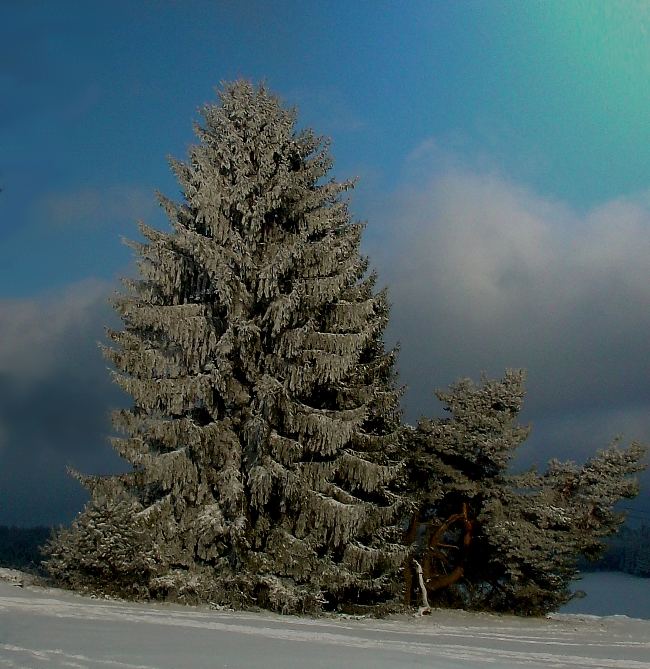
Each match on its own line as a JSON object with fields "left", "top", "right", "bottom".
{"left": 0, "top": 526, "right": 50, "bottom": 572}
{"left": 582, "top": 524, "right": 650, "bottom": 577}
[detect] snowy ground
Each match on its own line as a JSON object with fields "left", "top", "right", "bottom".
{"left": 1, "top": 571, "right": 649, "bottom": 669}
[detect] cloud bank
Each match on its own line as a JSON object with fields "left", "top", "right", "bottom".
{"left": 0, "top": 280, "right": 128, "bottom": 526}
{"left": 369, "top": 149, "right": 650, "bottom": 516}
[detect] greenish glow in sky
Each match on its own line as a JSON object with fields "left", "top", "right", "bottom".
{"left": 519, "top": 1, "right": 650, "bottom": 203}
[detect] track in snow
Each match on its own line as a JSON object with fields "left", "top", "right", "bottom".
{"left": 1, "top": 579, "right": 649, "bottom": 669}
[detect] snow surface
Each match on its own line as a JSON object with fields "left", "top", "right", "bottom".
{"left": 1, "top": 572, "right": 650, "bottom": 669}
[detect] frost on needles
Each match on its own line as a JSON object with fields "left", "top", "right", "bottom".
{"left": 45, "top": 81, "right": 647, "bottom": 616}
{"left": 46, "top": 81, "right": 407, "bottom": 613}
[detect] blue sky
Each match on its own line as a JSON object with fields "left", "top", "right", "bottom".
{"left": 1, "top": 0, "right": 649, "bottom": 526}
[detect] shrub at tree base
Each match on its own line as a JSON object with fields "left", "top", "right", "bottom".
{"left": 45, "top": 494, "right": 158, "bottom": 598}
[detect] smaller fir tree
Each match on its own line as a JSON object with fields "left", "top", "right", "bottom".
{"left": 403, "top": 370, "right": 646, "bottom": 615}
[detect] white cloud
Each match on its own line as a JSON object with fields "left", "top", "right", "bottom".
{"left": 0, "top": 279, "right": 112, "bottom": 384}
{"left": 0, "top": 278, "right": 125, "bottom": 525}
{"left": 370, "top": 148, "right": 650, "bottom": 454}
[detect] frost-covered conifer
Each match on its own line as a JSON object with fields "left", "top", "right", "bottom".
{"left": 404, "top": 370, "right": 646, "bottom": 615}
{"left": 47, "top": 81, "right": 406, "bottom": 612}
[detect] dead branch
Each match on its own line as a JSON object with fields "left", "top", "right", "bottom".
{"left": 412, "top": 559, "right": 431, "bottom": 615}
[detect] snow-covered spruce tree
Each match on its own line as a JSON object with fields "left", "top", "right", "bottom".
{"left": 402, "top": 370, "right": 646, "bottom": 615}
{"left": 46, "top": 81, "right": 406, "bottom": 613}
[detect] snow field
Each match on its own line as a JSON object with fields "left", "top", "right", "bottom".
{"left": 1, "top": 576, "right": 650, "bottom": 669}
